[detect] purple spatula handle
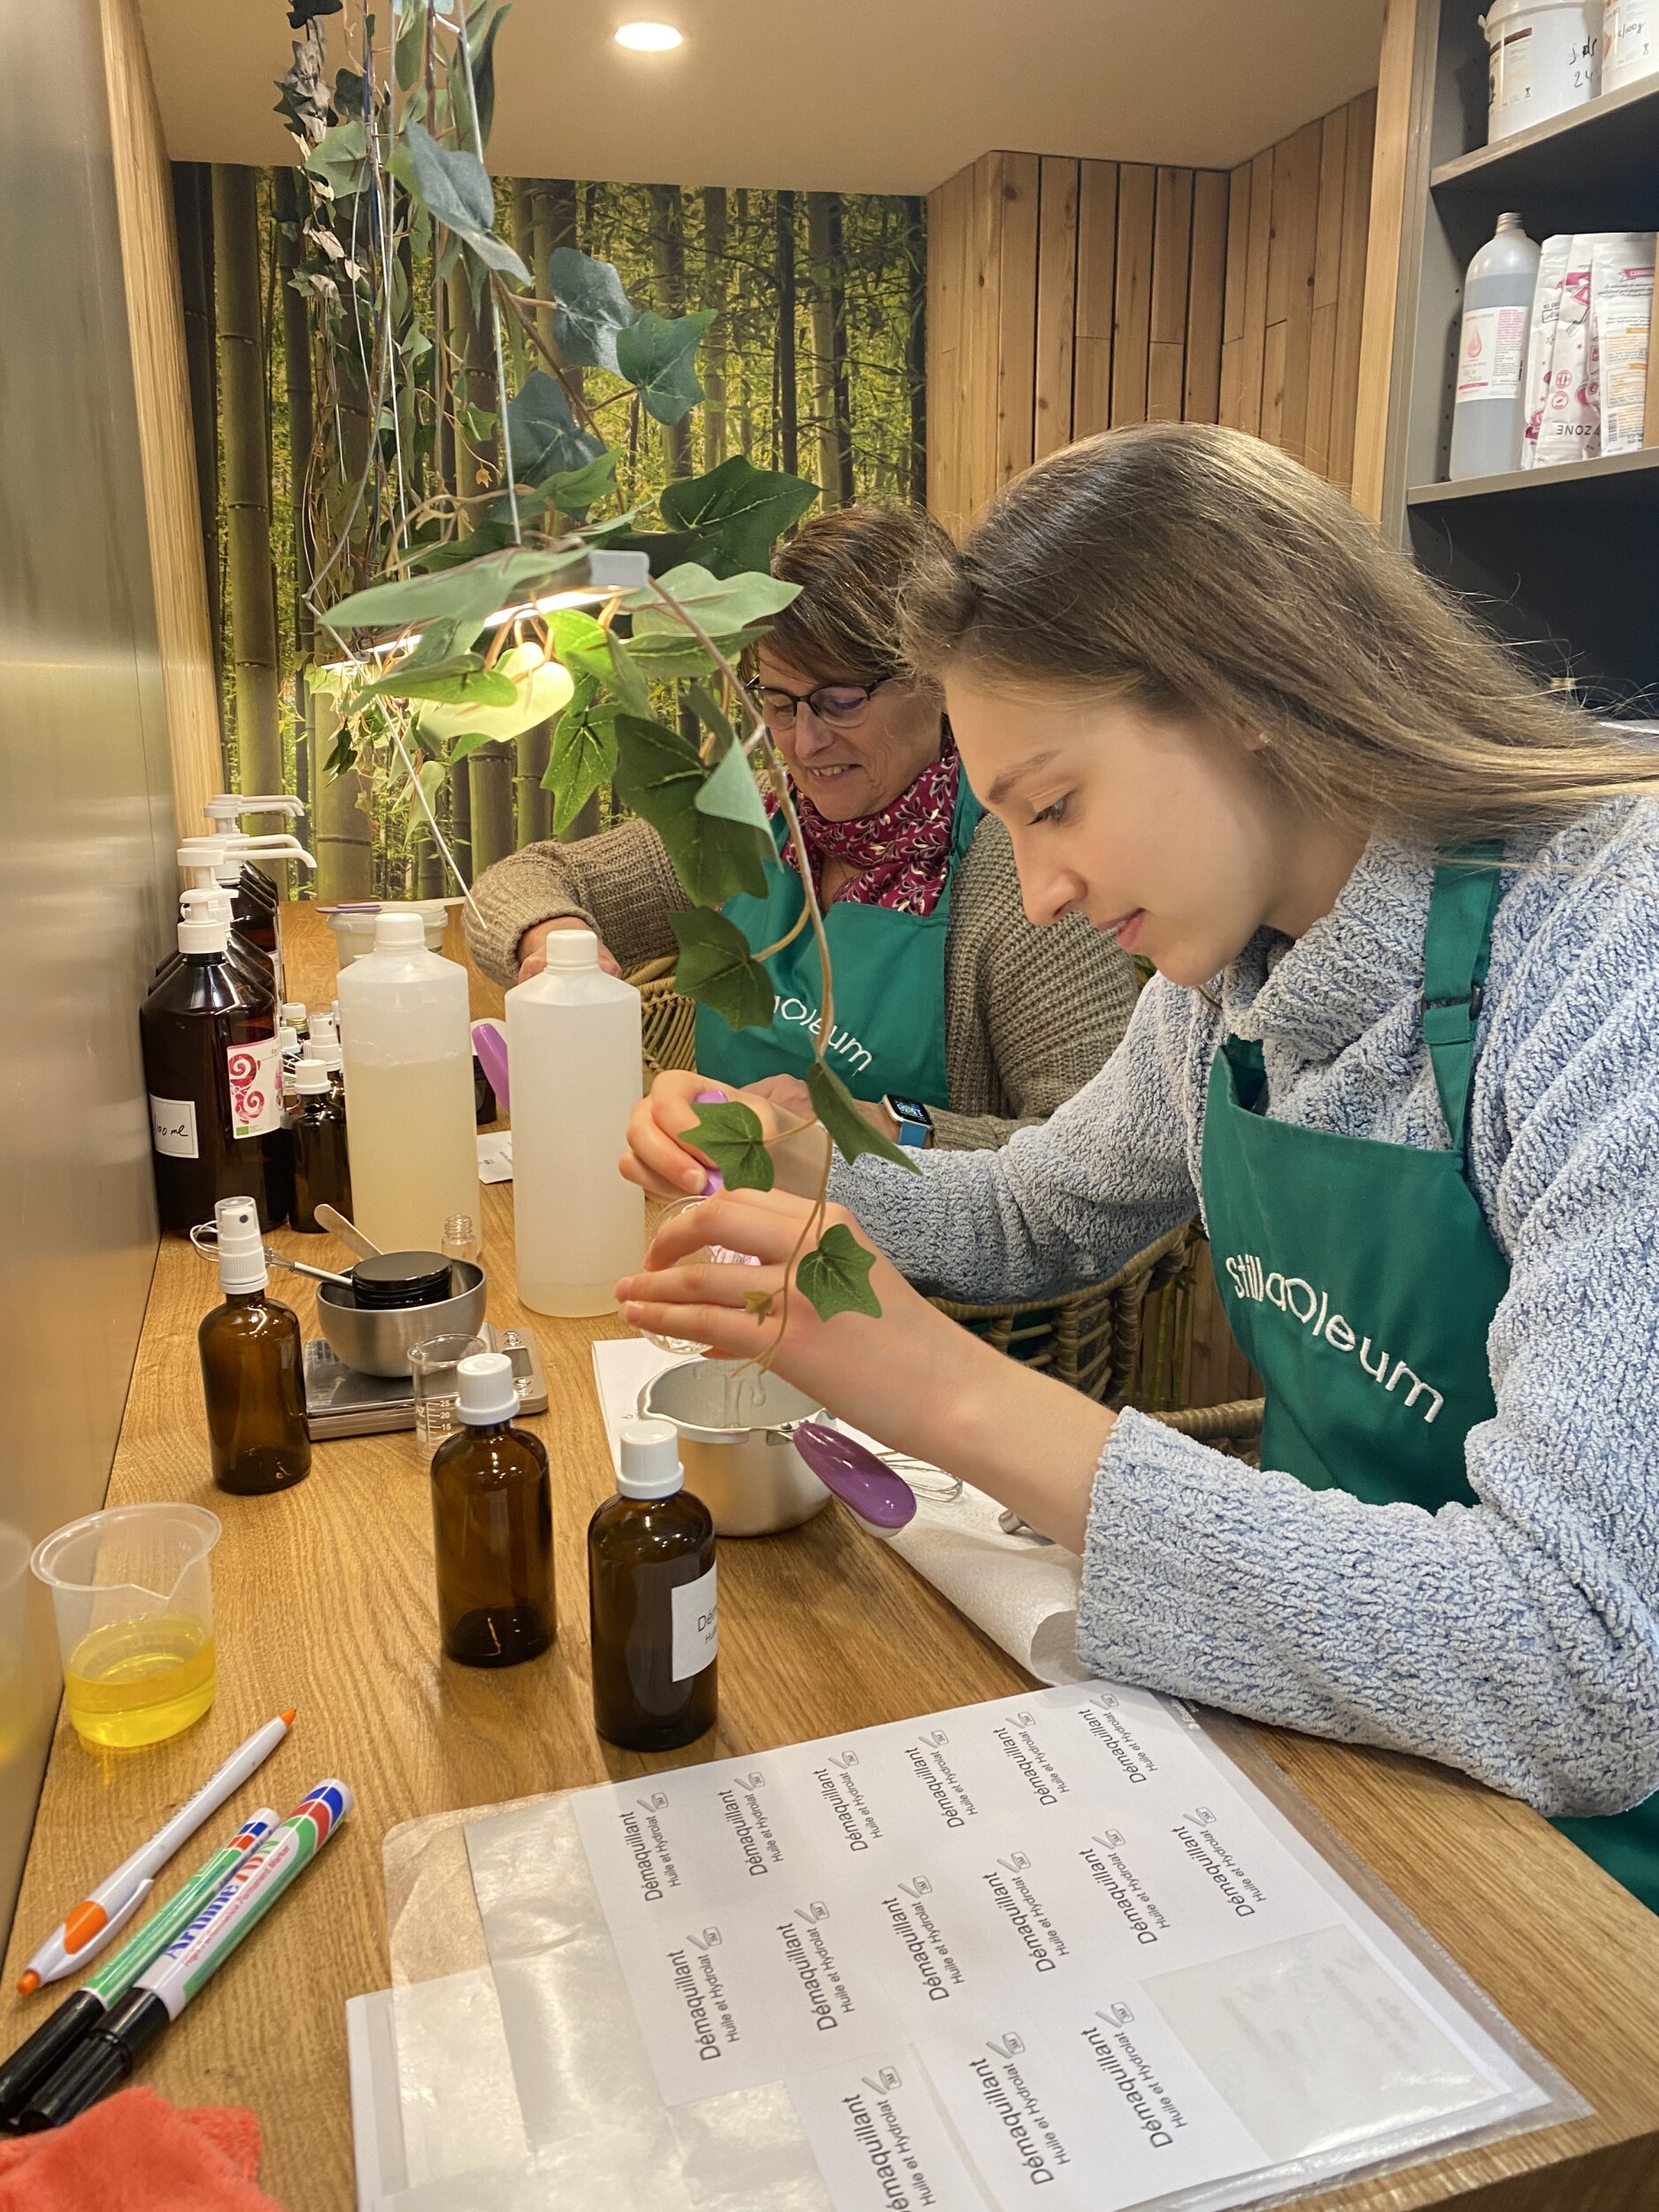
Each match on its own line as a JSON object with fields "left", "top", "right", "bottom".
{"left": 788, "top": 1422, "right": 918, "bottom": 1531}
{"left": 472, "top": 1020, "right": 510, "bottom": 1114}
{"left": 693, "top": 1087, "right": 726, "bottom": 1194}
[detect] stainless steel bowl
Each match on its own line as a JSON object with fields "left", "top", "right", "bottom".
{"left": 640, "top": 1358, "right": 830, "bottom": 1536}
{"left": 315, "top": 1260, "right": 488, "bottom": 1378}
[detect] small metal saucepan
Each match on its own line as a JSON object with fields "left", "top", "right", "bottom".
{"left": 316, "top": 1258, "right": 488, "bottom": 1378}
{"left": 640, "top": 1359, "right": 833, "bottom": 1537}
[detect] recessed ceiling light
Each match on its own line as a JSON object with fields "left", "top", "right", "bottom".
{"left": 615, "top": 21, "right": 682, "bottom": 50}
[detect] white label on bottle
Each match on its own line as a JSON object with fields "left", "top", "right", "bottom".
{"left": 671, "top": 1562, "right": 718, "bottom": 1682}
{"left": 150, "top": 1094, "right": 199, "bottom": 1160}
{"left": 227, "top": 1037, "right": 282, "bottom": 1139}
{"left": 1490, "top": 23, "right": 1532, "bottom": 115}
{"left": 1456, "top": 303, "right": 1529, "bottom": 400}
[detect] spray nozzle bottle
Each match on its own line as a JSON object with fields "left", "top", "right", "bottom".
{"left": 197, "top": 1197, "right": 311, "bottom": 1496}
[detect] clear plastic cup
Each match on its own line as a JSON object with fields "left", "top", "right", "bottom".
{"left": 411, "top": 1333, "right": 489, "bottom": 1450}
{"left": 0, "top": 1524, "right": 35, "bottom": 1766}
{"left": 31, "top": 1503, "right": 220, "bottom": 1749}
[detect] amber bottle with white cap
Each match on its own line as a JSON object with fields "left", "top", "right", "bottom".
{"left": 588, "top": 1418, "right": 717, "bottom": 1750}
{"left": 196, "top": 1194, "right": 311, "bottom": 1495}
{"left": 430, "top": 1352, "right": 553, "bottom": 1666}
{"left": 290, "top": 1057, "right": 352, "bottom": 1233}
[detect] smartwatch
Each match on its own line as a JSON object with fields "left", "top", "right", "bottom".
{"left": 884, "top": 1095, "right": 934, "bottom": 1150}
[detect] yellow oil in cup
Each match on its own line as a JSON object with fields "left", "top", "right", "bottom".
{"left": 32, "top": 1503, "right": 221, "bottom": 1751}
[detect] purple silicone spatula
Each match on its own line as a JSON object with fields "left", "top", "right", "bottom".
{"left": 472, "top": 1020, "right": 511, "bottom": 1114}
{"left": 784, "top": 1422, "right": 918, "bottom": 1531}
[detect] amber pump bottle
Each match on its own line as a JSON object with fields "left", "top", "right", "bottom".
{"left": 430, "top": 1353, "right": 554, "bottom": 1666}
{"left": 290, "top": 1057, "right": 352, "bottom": 1233}
{"left": 588, "top": 1418, "right": 717, "bottom": 1751}
{"left": 197, "top": 1195, "right": 311, "bottom": 1495}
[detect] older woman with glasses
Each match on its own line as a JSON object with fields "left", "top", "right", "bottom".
{"left": 465, "top": 505, "right": 1135, "bottom": 1151}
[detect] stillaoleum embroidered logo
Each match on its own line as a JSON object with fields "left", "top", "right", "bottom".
{"left": 1221, "top": 1252, "right": 1444, "bottom": 1423}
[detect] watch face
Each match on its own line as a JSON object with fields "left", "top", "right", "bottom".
{"left": 888, "top": 1096, "right": 930, "bottom": 1127}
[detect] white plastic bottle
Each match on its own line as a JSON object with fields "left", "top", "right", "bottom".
{"left": 336, "top": 909, "right": 480, "bottom": 1254}
{"left": 506, "top": 926, "right": 645, "bottom": 1316}
{"left": 1448, "top": 212, "right": 1542, "bottom": 480}
{"left": 1602, "top": 0, "right": 1656, "bottom": 89}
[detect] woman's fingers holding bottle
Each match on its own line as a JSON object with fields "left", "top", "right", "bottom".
{"left": 620, "top": 1071, "right": 786, "bottom": 1199}
{"left": 518, "top": 917, "right": 622, "bottom": 980}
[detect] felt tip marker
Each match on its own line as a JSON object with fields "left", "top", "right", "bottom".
{"left": 0, "top": 1809, "right": 277, "bottom": 2131}
{"left": 15, "top": 1707, "right": 296, "bottom": 1993}
{"left": 16, "top": 1779, "right": 351, "bottom": 2132}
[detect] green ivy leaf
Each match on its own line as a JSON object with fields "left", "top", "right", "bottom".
{"left": 612, "top": 713, "right": 771, "bottom": 908}
{"left": 448, "top": 730, "right": 514, "bottom": 765}
{"left": 619, "top": 634, "right": 739, "bottom": 682}
{"left": 544, "top": 680, "right": 619, "bottom": 834}
{"left": 545, "top": 607, "right": 612, "bottom": 687}
{"left": 629, "top": 561, "right": 801, "bottom": 635}
{"left": 506, "top": 371, "right": 603, "bottom": 480}
{"left": 805, "top": 1061, "right": 921, "bottom": 1173}
{"left": 658, "top": 456, "right": 820, "bottom": 577}
{"left": 410, "top": 518, "right": 514, "bottom": 572}
{"left": 548, "top": 245, "right": 637, "bottom": 373}
{"left": 795, "top": 1224, "right": 882, "bottom": 1321}
{"left": 615, "top": 310, "right": 716, "bottom": 426}
{"left": 695, "top": 741, "right": 771, "bottom": 831}
{"left": 681, "top": 1100, "right": 775, "bottom": 1192}
{"left": 454, "top": 4, "right": 507, "bottom": 150}
{"left": 670, "top": 908, "right": 775, "bottom": 1033}
{"left": 305, "top": 119, "right": 368, "bottom": 200}
{"left": 419, "top": 644, "right": 575, "bottom": 742}
{"left": 539, "top": 449, "right": 618, "bottom": 516}
{"left": 321, "top": 544, "right": 587, "bottom": 632}
{"left": 605, "top": 634, "right": 652, "bottom": 718}
{"left": 687, "top": 682, "right": 734, "bottom": 749}
{"left": 391, "top": 120, "right": 529, "bottom": 280}
{"left": 352, "top": 657, "right": 514, "bottom": 708}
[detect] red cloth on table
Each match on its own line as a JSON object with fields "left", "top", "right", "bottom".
{"left": 0, "top": 2086, "right": 281, "bottom": 2211}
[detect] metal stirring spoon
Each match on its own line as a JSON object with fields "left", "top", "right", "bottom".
{"left": 188, "top": 1223, "right": 354, "bottom": 1288}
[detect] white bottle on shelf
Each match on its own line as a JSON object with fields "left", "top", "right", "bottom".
{"left": 1448, "top": 212, "right": 1542, "bottom": 481}
{"left": 506, "top": 927, "right": 644, "bottom": 1317}
{"left": 1602, "top": 0, "right": 1657, "bottom": 89}
{"left": 336, "top": 909, "right": 480, "bottom": 1254}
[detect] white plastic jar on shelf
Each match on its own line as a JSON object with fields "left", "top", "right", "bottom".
{"left": 1481, "top": 0, "right": 1601, "bottom": 141}
{"left": 1602, "top": 0, "right": 1657, "bottom": 88}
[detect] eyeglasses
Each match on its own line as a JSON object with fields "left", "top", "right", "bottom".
{"left": 755, "top": 674, "right": 894, "bottom": 731}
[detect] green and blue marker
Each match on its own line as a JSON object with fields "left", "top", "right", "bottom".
{"left": 12, "top": 1778, "right": 351, "bottom": 2131}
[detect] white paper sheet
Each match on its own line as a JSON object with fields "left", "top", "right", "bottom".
{"left": 589, "top": 1336, "right": 1085, "bottom": 1683}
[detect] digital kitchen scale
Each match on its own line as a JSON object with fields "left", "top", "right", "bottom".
{"left": 303, "top": 1322, "right": 549, "bottom": 1439}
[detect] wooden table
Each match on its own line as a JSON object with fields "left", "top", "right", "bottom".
{"left": 8, "top": 907, "right": 1659, "bottom": 2210}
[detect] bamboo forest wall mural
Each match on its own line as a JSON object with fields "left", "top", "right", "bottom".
{"left": 171, "top": 4, "right": 926, "bottom": 907}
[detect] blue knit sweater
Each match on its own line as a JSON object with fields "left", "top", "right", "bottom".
{"left": 833, "top": 798, "right": 1659, "bottom": 1819}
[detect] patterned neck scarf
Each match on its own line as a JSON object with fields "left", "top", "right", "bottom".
{"left": 770, "top": 733, "right": 961, "bottom": 917}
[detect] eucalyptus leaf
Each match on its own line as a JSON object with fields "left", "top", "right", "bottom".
{"left": 419, "top": 645, "right": 575, "bottom": 742}
{"left": 392, "top": 120, "right": 529, "bottom": 280}
{"left": 795, "top": 1224, "right": 882, "bottom": 1321}
{"left": 612, "top": 713, "right": 771, "bottom": 908}
{"left": 805, "top": 1061, "right": 920, "bottom": 1173}
{"left": 548, "top": 246, "right": 637, "bottom": 374}
{"left": 670, "top": 908, "right": 776, "bottom": 1033}
{"left": 658, "top": 455, "right": 820, "bottom": 577}
{"left": 681, "top": 1100, "right": 775, "bottom": 1192}
{"left": 321, "top": 544, "right": 587, "bottom": 631}
{"left": 615, "top": 310, "right": 715, "bottom": 426}
{"left": 545, "top": 681, "right": 619, "bottom": 834}
{"left": 694, "top": 741, "right": 771, "bottom": 831}
{"left": 629, "top": 561, "right": 801, "bottom": 635}
{"left": 506, "top": 371, "right": 603, "bottom": 481}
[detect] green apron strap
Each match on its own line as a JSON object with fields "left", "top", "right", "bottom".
{"left": 1421, "top": 841, "right": 1503, "bottom": 1161}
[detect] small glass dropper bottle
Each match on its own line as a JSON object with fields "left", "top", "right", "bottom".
{"left": 196, "top": 1195, "right": 311, "bottom": 1495}
{"left": 430, "top": 1353, "right": 554, "bottom": 1666}
{"left": 588, "top": 1417, "right": 717, "bottom": 1751}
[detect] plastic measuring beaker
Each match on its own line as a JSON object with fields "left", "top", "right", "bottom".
{"left": 31, "top": 1503, "right": 220, "bottom": 1749}
{"left": 0, "top": 1524, "right": 33, "bottom": 1766}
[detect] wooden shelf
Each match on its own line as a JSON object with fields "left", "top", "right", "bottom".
{"left": 1431, "top": 76, "right": 1659, "bottom": 215}
{"left": 1408, "top": 444, "right": 1659, "bottom": 510}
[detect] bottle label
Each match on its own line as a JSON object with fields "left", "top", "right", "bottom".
{"left": 1456, "top": 304, "right": 1528, "bottom": 401}
{"left": 150, "top": 1094, "right": 199, "bottom": 1160}
{"left": 671, "top": 1562, "right": 718, "bottom": 1681}
{"left": 227, "top": 1038, "right": 282, "bottom": 1140}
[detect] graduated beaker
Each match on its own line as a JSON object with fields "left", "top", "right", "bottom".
{"left": 32, "top": 1503, "right": 220, "bottom": 1748}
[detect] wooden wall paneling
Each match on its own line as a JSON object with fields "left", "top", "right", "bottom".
{"left": 992, "top": 152, "right": 1040, "bottom": 497}
{"left": 964, "top": 151, "right": 1006, "bottom": 524}
{"left": 924, "top": 167, "right": 956, "bottom": 527}
{"left": 1033, "top": 157, "right": 1079, "bottom": 458}
{"left": 1304, "top": 104, "right": 1350, "bottom": 480}
{"left": 1110, "top": 162, "right": 1156, "bottom": 426}
{"left": 1329, "top": 87, "right": 1377, "bottom": 495}
{"left": 1238, "top": 147, "right": 1275, "bottom": 435}
{"left": 1275, "top": 119, "right": 1325, "bottom": 465}
{"left": 1261, "top": 319, "right": 1288, "bottom": 447}
{"left": 1184, "top": 169, "right": 1229, "bottom": 425}
{"left": 98, "top": 0, "right": 223, "bottom": 841}
{"left": 1218, "top": 158, "right": 1253, "bottom": 427}
{"left": 1147, "top": 166, "right": 1194, "bottom": 422}
{"left": 941, "top": 163, "right": 975, "bottom": 534}
{"left": 1071, "top": 160, "right": 1118, "bottom": 438}
{"left": 1353, "top": 0, "right": 1428, "bottom": 520}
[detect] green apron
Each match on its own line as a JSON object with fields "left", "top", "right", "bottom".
{"left": 695, "top": 775, "right": 982, "bottom": 1107}
{"left": 1202, "top": 847, "right": 1659, "bottom": 1913}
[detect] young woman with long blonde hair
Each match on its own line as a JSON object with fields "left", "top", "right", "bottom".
{"left": 618, "top": 423, "right": 1659, "bottom": 1914}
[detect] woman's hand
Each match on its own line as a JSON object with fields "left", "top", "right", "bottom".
{"left": 620, "top": 1071, "right": 831, "bottom": 1201}
{"left": 518, "top": 916, "right": 622, "bottom": 979}
{"left": 615, "top": 1188, "right": 1112, "bottom": 1549}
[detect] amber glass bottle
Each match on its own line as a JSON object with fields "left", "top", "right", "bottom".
{"left": 430, "top": 1353, "right": 554, "bottom": 1666}
{"left": 289, "top": 1058, "right": 352, "bottom": 1233}
{"left": 588, "top": 1418, "right": 717, "bottom": 1751}
{"left": 196, "top": 1196, "right": 311, "bottom": 1496}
